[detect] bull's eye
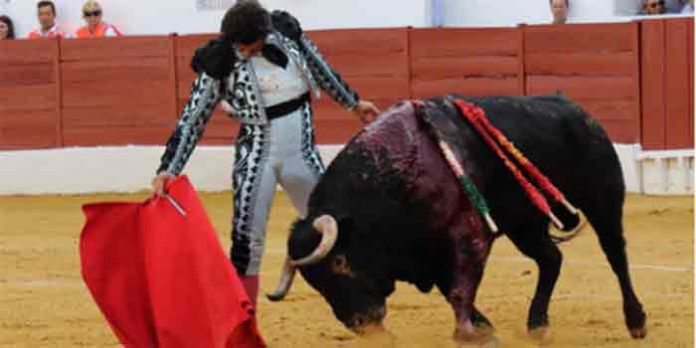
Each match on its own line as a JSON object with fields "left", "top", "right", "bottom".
{"left": 333, "top": 255, "right": 347, "bottom": 268}
{"left": 331, "top": 255, "right": 355, "bottom": 277}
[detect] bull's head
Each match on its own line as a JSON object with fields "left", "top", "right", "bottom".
{"left": 267, "top": 214, "right": 391, "bottom": 333}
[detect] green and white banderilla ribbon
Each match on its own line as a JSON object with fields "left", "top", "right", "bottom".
{"left": 438, "top": 140, "right": 499, "bottom": 234}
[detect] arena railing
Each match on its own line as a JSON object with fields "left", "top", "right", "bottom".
{"left": 0, "top": 19, "right": 691, "bottom": 150}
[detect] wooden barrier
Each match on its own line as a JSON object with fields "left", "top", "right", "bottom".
{"left": 0, "top": 39, "right": 60, "bottom": 149}
{"left": 307, "top": 28, "right": 410, "bottom": 143}
{"left": 641, "top": 18, "right": 694, "bottom": 150}
{"left": 409, "top": 28, "right": 523, "bottom": 98}
{"left": 59, "top": 36, "right": 177, "bottom": 146}
{"left": 0, "top": 20, "right": 692, "bottom": 149}
{"left": 524, "top": 22, "right": 642, "bottom": 144}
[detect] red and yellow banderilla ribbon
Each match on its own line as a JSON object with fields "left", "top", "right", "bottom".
{"left": 452, "top": 99, "right": 579, "bottom": 230}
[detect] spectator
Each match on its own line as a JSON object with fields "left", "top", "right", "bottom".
{"left": 75, "top": 0, "right": 122, "bottom": 38}
{"left": 681, "top": 0, "right": 694, "bottom": 13}
{"left": 28, "top": 1, "right": 67, "bottom": 39}
{"left": 664, "top": 0, "right": 688, "bottom": 13}
{"left": 0, "top": 15, "right": 14, "bottom": 40}
{"left": 550, "top": 0, "right": 569, "bottom": 24}
{"left": 431, "top": 0, "right": 445, "bottom": 26}
{"left": 640, "top": 0, "right": 666, "bottom": 14}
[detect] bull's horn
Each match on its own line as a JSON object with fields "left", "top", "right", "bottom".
{"left": 291, "top": 215, "right": 339, "bottom": 267}
{"left": 266, "top": 257, "right": 297, "bottom": 302}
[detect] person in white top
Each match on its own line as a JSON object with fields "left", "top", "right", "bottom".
{"left": 27, "top": 1, "right": 66, "bottom": 39}
{"left": 550, "top": 0, "right": 569, "bottom": 24}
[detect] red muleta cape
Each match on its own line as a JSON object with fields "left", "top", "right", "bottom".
{"left": 79, "top": 175, "right": 265, "bottom": 347}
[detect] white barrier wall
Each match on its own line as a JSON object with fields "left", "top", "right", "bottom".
{"left": 0, "top": 144, "right": 670, "bottom": 195}
{"left": 0, "top": 146, "right": 342, "bottom": 195}
{"left": 439, "top": 0, "right": 688, "bottom": 27}
{"left": 2, "top": 0, "right": 430, "bottom": 38}
{"left": 638, "top": 150, "right": 695, "bottom": 195}
{"left": 2, "top": 0, "right": 689, "bottom": 38}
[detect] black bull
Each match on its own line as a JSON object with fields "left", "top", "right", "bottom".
{"left": 267, "top": 95, "right": 647, "bottom": 340}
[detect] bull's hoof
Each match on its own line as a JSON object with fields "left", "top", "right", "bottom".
{"left": 526, "top": 313, "right": 549, "bottom": 332}
{"left": 453, "top": 330, "right": 497, "bottom": 347}
{"left": 454, "top": 322, "right": 481, "bottom": 342}
{"left": 630, "top": 326, "right": 647, "bottom": 339}
{"left": 355, "top": 328, "right": 396, "bottom": 347}
{"left": 527, "top": 314, "right": 552, "bottom": 344}
{"left": 472, "top": 310, "right": 494, "bottom": 333}
{"left": 453, "top": 335, "right": 500, "bottom": 348}
{"left": 528, "top": 326, "right": 553, "bottom": 344}
{"left": 625, "top": 303, "right": 647, "bottom": 339}
{"left": 353, "top": 323, "right": 386, "bottom": 336}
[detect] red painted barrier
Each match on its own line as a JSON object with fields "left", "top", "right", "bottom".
{"left": 174, "top": 34, "right": 239, "bottom": 145}
{"left": 0, "top": 20, "right": 692, "bottom": 149}
{"left": 410, "top": 27, "right": 523, "bottom": 98}
{"left": 525, "top": 22, "right": 641, "bottom": 144}
{"left": 0, "top": 39, "right": 60, "bottom": 149}
{"left": 308, "top": 28, "right": 410, "bottom": 143}
{"left": 640, "top": 18, "right": 694, "bottom": 150}
{"left": 59, "top": 36, "right": 177, "bottom": 146}
{"left": 664, "top": 18, "right": 693, "bottom": 149}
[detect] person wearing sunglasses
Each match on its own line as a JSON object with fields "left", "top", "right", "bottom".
{"left": 75, "top": 0, "right": 122, "bottom": 38}
{"left": 151, "top": 0, "right": 380, "bottom": 307}
{"left": 641, "top": 0, "right": 666, "bottom": 14}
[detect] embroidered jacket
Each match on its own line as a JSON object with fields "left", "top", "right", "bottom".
{"left": 158, "top": 11, "right": 360, "bottom": 175}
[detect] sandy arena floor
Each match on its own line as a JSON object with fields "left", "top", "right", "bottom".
{"left": 0, "top": 191, "right": 692, "bottom": 347}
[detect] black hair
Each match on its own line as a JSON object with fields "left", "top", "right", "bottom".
{"left": 37, "top": 1, "right": 56, "bottom": 15}
{"left": 220, "top": 0, "right": 271, "bottom": 44}
{"left": 0, "top": 15, "right": 15, "bottom": 39}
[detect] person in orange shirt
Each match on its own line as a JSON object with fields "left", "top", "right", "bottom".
{"left": 74, "top": 0, "right": 122, "bottom": 38}
{"left": 27, "top": 1, "right": 67, "bottom": 39}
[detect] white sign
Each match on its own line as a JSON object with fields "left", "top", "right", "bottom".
{"left": 196, "top": 0, "right": 236, "bottom": 11}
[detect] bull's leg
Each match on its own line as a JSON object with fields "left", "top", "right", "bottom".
{"left": 447, "top": 235, "right": 492, "bottom": 342}
{"left": 507, "top": 221, "right": 562, "bottom": 335}
{"left": 581, "top": 188, "right": 647, "bottom": 339}
{"left": 449, "top": 259, "right": 487, "bottom": 341}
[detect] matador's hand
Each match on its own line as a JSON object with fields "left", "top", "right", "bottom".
{"left": 151, "top": 172, "right": 175, "bottom": 196}
{"left": 353, "top": 100, "right": 380, "bottom": 123}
